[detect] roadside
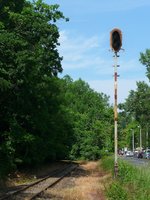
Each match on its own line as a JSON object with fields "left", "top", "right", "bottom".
{"left": 101, "top": 156, "right": 150, "bottom": 200}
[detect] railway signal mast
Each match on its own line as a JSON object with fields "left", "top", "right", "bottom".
{"left": 110, "top": 28, "right": 122, "bottom": 177}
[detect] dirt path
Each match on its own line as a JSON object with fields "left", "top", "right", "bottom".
{"left": 39, "top": 161, "right": 111, "bottom": 200}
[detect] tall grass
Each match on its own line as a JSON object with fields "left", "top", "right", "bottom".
{"left": 101, "top": 156, "right": 114, "bottom": 172}
{"left": 101, "top": 156, "right": 150, "bottom": 200}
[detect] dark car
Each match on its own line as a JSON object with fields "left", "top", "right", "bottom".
{"left": 137, "top": 151, "right": 143, "bottom": 158}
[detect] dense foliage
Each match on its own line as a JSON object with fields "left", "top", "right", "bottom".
{"left": 0, "top": 0, "right": 70, "bottom": 175}
{"left": 0, "top": 0, "right": 113, "bottom": 177}
{"left": 118, "top": 49, "right": 150, "bottom": 150}
{"left": 61, "top": 76, "right": 113, "bottom": 160}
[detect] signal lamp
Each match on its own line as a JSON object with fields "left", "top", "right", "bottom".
{"left": 110, "top": 28, "right": 122, "bottom": 52}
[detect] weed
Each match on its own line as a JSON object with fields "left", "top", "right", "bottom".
{"left": 106, "top": 182, "right": 128, "bottom": 200}
{"left": 101, "top": 156, "right": 150, "bottom": 200}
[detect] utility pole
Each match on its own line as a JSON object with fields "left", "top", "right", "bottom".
{"left": 146, "top": 126, "right": 149, "bottom": 149}
{"left": 138, "top": 125, "right": 142, "bottom": 151}
{"left": 132, "top": 129, "right": 135, "bottom": 153}
{"left": 110, "top": 28, "right": 122, "bottom": 177}
{"left": 140, "top": 127, "right": 142, "bottom": 151}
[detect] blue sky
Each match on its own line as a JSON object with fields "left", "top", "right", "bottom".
{"left": 45, "top": 0, "right": 150, "bottom": 104}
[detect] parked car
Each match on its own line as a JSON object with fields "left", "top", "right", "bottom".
{"left": 126, "top": 151, "right": 134, "bottom": 157}
{"left": 133, "top": 150, "right": 138, "bottom": 157}
{"left": 143, "top": 149, "right": 150, "bottom": 159}
{"left": 118, "top": 150, "right": 124, "bottom": 155}
{"left": 137, "top": 151, "right": 143, "bottom": 158}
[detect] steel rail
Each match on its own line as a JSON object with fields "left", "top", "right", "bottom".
{"left": 0, "top": 163, "right": 78, "bottom": 200}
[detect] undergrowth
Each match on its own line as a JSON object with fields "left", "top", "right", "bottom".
{"left": 101, "top": 156, "right": 150, "bottom": 200}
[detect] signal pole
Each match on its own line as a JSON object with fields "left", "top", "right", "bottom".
{"left": 114, "top": 52, "right": 119, "bottom": 177}
{"left": 110, "top": 28, "right": 122, "bottom": 177}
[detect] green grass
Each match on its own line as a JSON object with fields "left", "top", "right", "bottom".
{"left": 101, "top": 156, "right": 114, "bottom": 172}
{"left": 101, "top": 156, "right": 150, "bottom": 200}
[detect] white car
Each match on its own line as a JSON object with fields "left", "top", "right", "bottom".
{"left": 126, "top": 151, "right": 134, "bottom": 157}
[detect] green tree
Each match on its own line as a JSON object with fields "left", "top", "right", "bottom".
{"left": 0, "top": 0, "right": 69, "bottom": 176}
{"left": 140, "top": 49, "right": 150, "bottom": 80}
{"left": 61, "top": 76, "right": 113, "bottom": 160}
{"left": 119, "top": 81, "right": 150, "bottom": 150}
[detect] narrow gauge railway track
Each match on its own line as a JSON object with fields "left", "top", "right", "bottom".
{"left": 0, "top": 163, "right": 78, "bottom": 200}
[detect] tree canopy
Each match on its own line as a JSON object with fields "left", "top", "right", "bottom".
{"left": 0, "top": 0, "right": 70, "bottom": 175}
{"left": 0, "top": 0, "right": 113, "bottom": 177}
{"left": 61, "top": 76, "right": 113, "bottom": 160}
{"left": 118, "top": 49, "right": 150, "bottom": 150}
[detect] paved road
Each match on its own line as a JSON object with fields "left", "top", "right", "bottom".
{"left": 120, "top": 156, "right": 150, "bottom": 167}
